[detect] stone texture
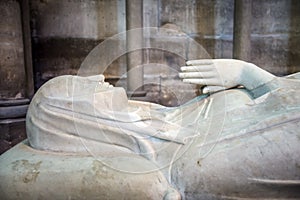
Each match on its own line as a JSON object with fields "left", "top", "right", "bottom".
{"left": 0, "top": 0, "right": 26, "bottom": 99}
{"left": 0, "top": 119, "right": 26, "bottom": 154}
{"left": 0, "top": 141, "right": 176, "bottom": 200}
{"left": 31, "top": 0, "right": 99, "bottom": 39}
{"left": 160, "top": 0, "right": 234, "bottom": 58}
{"left": 32, "top": 38, "right": 102, "bottom": 87}
{"left": 143, "top": 0, "right": 159, "bottom": 27}
{"left": 1, "top": 0, "right": 300, "bottom": 163}
{"left": 1, "top": 68, "right": 300, "bottom": 199}
{"left": 250, "top": 0, "right": 300, "bottom": 75}
{"left": 0, "top": 1, "right": 32, "bottom": 155}
{"left": 28, "top": 0, "right": 300, "bottom": 103}
{"left": 30, "top": 0, "right": 125, "bottom": 87}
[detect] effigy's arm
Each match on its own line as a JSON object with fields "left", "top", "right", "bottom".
{"left": 179, "top": 59, "right": 276, "bottom": 96}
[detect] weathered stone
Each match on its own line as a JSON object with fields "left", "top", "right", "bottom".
{"left": 0, "top": 0, "right": 26, "bottom": 99}
{"left": 0, "top": 141, "right": 177, "bottom": 200}
{"left": 0, "top": 119, "right": 26, "bottom": 154}
{"left": 1, "top": 60, "right": 300, "bottom": 199}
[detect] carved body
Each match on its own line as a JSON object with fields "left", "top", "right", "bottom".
{"left": 1, "top": 60, "right": 300, "bottom": 199}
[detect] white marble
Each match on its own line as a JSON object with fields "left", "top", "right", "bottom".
{"left": 1, "top": 59, "right": 300, "bottom": 199}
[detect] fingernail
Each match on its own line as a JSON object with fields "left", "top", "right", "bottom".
{"left": 180, "top": 66, "right": 187, "bottom": 71}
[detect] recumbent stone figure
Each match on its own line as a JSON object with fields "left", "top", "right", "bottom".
{"left": 1, "top": 59, "right": 300, "bottom": 199}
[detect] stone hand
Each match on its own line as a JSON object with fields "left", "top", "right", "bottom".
{"left": 179, "top": 59, "right": 246, "bottom": 93}
{"left": 179, "top": 59, "right": 275, "bottom": 94}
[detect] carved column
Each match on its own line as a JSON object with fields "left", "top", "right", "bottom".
{"left": 0, "top": 0, "right": 33, "bottom": 154}
{"left": 126, "top": 0, "right": 146, "bottom": 97}
{"left": 233, "top": 0, "right": 252, "bottom": 61}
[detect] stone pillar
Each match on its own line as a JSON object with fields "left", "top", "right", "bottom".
{"left": 126, "top": 0, "right": 146, "bottom": 97}
{"left": 233, "top": 0, "right": 252, "bottom": 61}
{"left": 0, "top": 0, "right": 33, "bottom": 154}
{"left": 0, "top": 0, "right": 26, "bottom": 100}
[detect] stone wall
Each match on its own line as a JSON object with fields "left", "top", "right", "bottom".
{"left": 0, "top": 0, "right": 32, "bottom": 154}
{"left": 251, "top": 0, "right": 300, "bottom": 75}
{"left": 29, "top": 0, "right": 300, "bottom": 102}
{"left": 0, "top": 0, "right": 26, "bottom": 99}
{"left": 30, "top": 0, "right": 126, "bottom": 87}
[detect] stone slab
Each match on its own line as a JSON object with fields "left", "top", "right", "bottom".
{"left": 0, "top": 141, "right": 176, "bottom": 200}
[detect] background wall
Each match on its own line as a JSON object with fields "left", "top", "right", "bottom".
{"left": 29, "top": 0, "right": 300, "bottom": 104}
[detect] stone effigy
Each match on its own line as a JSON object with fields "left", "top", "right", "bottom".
{"left": 1, "top": 59, "right": 300, "bottom": 199}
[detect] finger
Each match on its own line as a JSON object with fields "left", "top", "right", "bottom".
{"left": 180, "top": 65, "right": 214, "bottom": 72}
{"left": 87, "top": 74, "right": 105, "bottom": 82}
{"left": 202, "top": 86, "right": 226, "bottom": 94}
{"left": 182, "top": 78, "right": 217, "bottom": 85}
{"left": 186, "top": 59, "right": 213, "bottom": 66}
{"left": 179, "top": 72, "right": 215, "bottom": 79}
